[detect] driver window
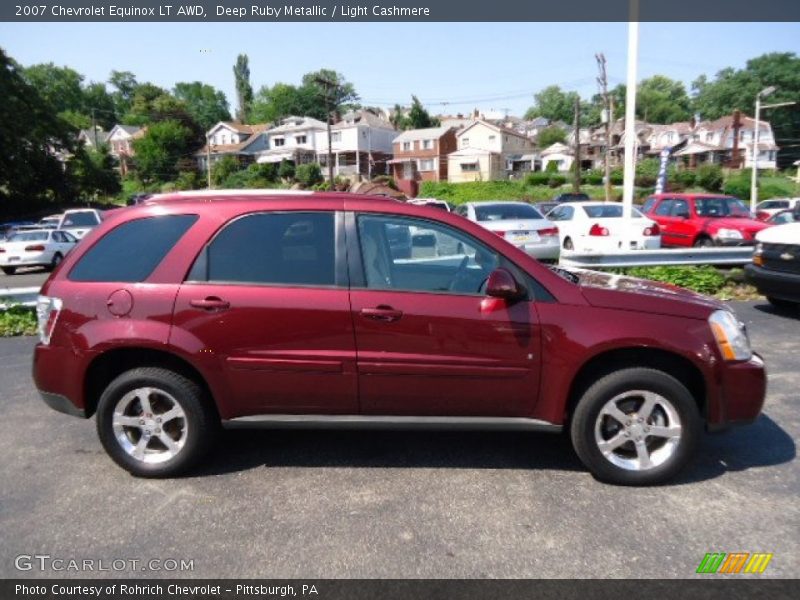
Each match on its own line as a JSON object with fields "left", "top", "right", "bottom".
{"left": 357, "top": 214, "right": 499, "bottom": 295}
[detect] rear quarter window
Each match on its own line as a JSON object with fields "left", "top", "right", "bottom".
{"left": 69, "top": 215, "right": 198, "bottom": 282}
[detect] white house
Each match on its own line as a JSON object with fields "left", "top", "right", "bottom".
{"left": 196, "top": 121, "right": 270, "bottom": 171}
{"left": 540, "top": 142, "right": 574, "bottom": 172}
{"left": 256, "top": 116, "right": 327, "bottom": 164}
{"left": 77, "top": 126, "right": 109, "bottom": 151}
{"left": 316, "top": 110, "right": 396, "bottom": 179}
{"left": 448, "top": 119, "right": 534, "bottom": 182}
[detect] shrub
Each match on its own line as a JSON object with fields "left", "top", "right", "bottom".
{"left": 247, "top": 162, "right": 279, "bottom": 182}
{"left": 723, "top": 176, "right": 750, "bottom": 200}
{"left": 545, "top": 161, "right": 559, "bottom": 173}
{"left": 584, "top": 170, "right": 604, "bottom": 185}
{"left": 696, "top": 164, "right": 723, "bottom": 192}
{"left": 623, "top": 265, "right": 726, "bottom": 295}
{"left": 525, "top": 172, "right": 551, "bottom": 186}
{"left": 278, "top": 159, "right": 296, "bottom": 180}
{"left": 295, "top": 163, "right": 324, "bottom": 187}
{"left": 0, "top": 306, "right": 37, "bottom": 337}
{"left": 547, "top": 175, "right": 567, "bottom": 188}
{"left": 175, "top": 170, "right": 202, "bottom": 191}
{"left": 609, "top": 168, "right": 624, "bottom": 185}
{"left": 636, "top": 158, "right": 661, "bottom": 179}
{"left": 671, "top": 169, "right": 696, "bottom": 188}
{"left": 211, "top": 155, "right": 241, "bottom": 186}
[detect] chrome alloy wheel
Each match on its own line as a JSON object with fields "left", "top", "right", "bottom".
{"left": 593, "top": 390, "right": 682, "bottom": 471}
{"left": 112, "top": 387, "right": 188, "bottom": 464}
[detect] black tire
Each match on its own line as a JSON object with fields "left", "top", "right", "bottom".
{"left": 96, "top": 367, "right": 218, "bottom": 478}
{"left": 767, "top": 296, "right": 797, "bottom": 310}
{"left": 49, "top": 252, "right": 63, "bottom": 270}
{"left": 2, "top": 267, "right": 16, "bottom": 275}
{"left": 563, "top": 237, "right": 574, "bottom": 251}
{"left": 693, "top": 236, "right": 714, "bottom": 248}
{"left": 570, "top": 367, "right": 701, "bottom": 486}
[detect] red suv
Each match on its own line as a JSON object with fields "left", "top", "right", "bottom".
{"left": 33, "top": 191, "right": 766, "bottom": 485}
{"left": 642, "top": 193, "right": 769, "bottom": 247}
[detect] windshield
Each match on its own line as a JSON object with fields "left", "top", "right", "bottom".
{"left": 8, "top": 232, "right": 49, "bottom": 242}
{"left": 695, "top": 197, "right": 751, "bottom": 218}
{"left": 474, "top": 203, "right": 543, "bottom": 221}
{"left": 61, "top": 211, "right": 100, "bottom": 227}
{"left": 582, "top": 205, "right": 644, "bottom": 219}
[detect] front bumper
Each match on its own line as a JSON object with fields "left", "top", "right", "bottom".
{"left": 714, "top": 237, "right": 756, "bottom": 247}
{"left": 745, "top": 264, "right": 800, "bottom": 303}
{"left": 711, "top": 352, "right": 767, "bottom": 430}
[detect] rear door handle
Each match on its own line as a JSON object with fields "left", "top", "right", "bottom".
{"left": 190, "top": 297, "right": 230, "bottom": 311}
{"left": 361, "top": 306, "right": 403, "bottom": 322}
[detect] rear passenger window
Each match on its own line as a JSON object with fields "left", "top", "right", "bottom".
{"left": 194, "top": 212, "right": 336, "bottom": 287}
{"left": 654, "top": 200, "right": 674, "bottom": 216}
{"left": 69, "top": 215, "right": 197, "bottom": 283}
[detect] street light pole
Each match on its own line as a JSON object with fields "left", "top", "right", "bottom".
{"left": 750, "top": 86, "right": 776, "bottom": 212}
{"left": 621, "top": 0, "right": 640, "bottom": 244}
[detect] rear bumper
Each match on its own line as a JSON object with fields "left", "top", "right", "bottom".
{"left": 745, "top": 264, "right": 800, "bottom": 303}
{"left": 519, "top": 238, "right": 560, "bottom": 260}
{"left": 712, "top": 353, "right": 767, "bottom": 431}
{"left": 0, "top": 252, "right": 48, "bottom": 267}
{"left": 33, "top": 343, "right": 88, "bottom": 418}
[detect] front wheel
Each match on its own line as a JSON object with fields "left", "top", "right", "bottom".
{"left": 96, "top": 367, "right": 218, "bottom": 478}
{"left": 767, "top": 296, "right": 797, "bottom": 311}
{"left": 693, "top": 236, "right": 714, "bottom": 248}
{"left": 570, "top": 368, "right": 701, "bottom": 485}
{"left": 2, "top": 267, "right": 16, "bottom": 275}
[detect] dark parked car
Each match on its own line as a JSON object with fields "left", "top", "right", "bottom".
{"left": 552, "top": 192, "right": 590, "bottom": 203}
{"left": 745, "top": 222, "right": 800, "bottom": 309}
{"left": 33, "top": 191, "right": 766, "bottom": 485}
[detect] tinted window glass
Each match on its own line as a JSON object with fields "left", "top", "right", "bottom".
{"left": 474, "top": 203, "right": 543, "bottom": 221}
{"left": 70, "top": 215, "right": 197, "bottom": 282}
{"left": 654, "top": 200, "right": 674, "bottom": 216}
{"left": 61, "top": 211, "right": 100, "bottom": 228}
{"left": 202, "top": 212, "right": 335, "bottom": 286}
{"left": 695, "top": 197, "right": 750, "bottom": 217}
{"left": 642, "top": 197, "right": 657, "bottom": 213}
{"left": 582, "top": 205, "right": 644, "bottom": 219}
{"left": 8, "top": 232, "right": 48, "bottom": 242}
{"left": 671, "top": 199, "right": 690, "bottom": 216}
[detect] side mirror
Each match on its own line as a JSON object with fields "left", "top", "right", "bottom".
{"left": 485, "top": 268, "right": 523, "bottom": 300}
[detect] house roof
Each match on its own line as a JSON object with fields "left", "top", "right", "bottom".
{"left": 541, "top": 142, "right": 572, "bottom": 156}
{"left": 333, "top": 110, "right": 395, "bottom": 131}
{"left": 673, "top": 141, "right": 724, "bottom": 156}
{"left": 269, "top": 116, "right": 327, "bottom": 134}
{"left": 108, "top": 124, "right": 142, "bottom": 138}
{"left": 393, "top": 126, "right": 453, "bottom": 143}
{"left": 456, "top": 119, "right": 529, "bottom": 141}
{"left": 78, "top": 128, "right": 109, "bottom": 144}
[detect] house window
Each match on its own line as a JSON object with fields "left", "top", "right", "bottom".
{"left": 462, "top": 137, "right": 470, "bottom": 147}
{"left": 331, "top": 132, "right": 342, "bottom": 142}
{"left": 422, "top": 139, "right": 433, "bottom": 150}
{"left": 419, "top": 159, "right": 435, "bottom": 171}
{"left": 488, "top": 135, "right": 496, "bottom": 142}
{"left": 705, "top": 133, "right": 713, "bottom": 142}
{"left": 460, "top": 162, "right": 478, "bottom": 172}
{"left": 403, "top": 141, "right": 411, "bottom": 151}
{"left": 296, "top": 135, "right": 307, "bottom": 145}
{"left": 273, "top": 137, "right": 285, "bottom": 147}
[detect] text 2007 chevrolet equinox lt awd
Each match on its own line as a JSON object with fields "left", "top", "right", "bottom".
{"left": 32, "top": 191, "right": 766, "bottom": 485}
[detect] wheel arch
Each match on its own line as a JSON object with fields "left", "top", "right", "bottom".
{"left": 564, "top": 347, "right": 707, "bottom": 424}
{"left": 83, "top": 347, "right": 218, "bottom": 420}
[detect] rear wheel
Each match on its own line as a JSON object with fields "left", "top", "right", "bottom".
{"left": 1, "top": 267, "right": 16, "bottom": 275}
{"left": 49, "top": 253, "right": 63, "bottom": 270}
{"left": 96, "top": 367, "right": 218, "bottom": 478}
{"left": 693, "top": 236, "right": 714, "bottom": 248}
{"left": 563, "top": 237, "right": 574, "bottom": 251}
{"left": 570, "top": 367, "right": 701, "bottom": 485}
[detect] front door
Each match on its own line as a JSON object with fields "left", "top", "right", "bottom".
{"left": 348, "top": 213, "right": 541, "bottom": 417}
{"left": 171, "top": 211, "right": 357, "bottom": 416}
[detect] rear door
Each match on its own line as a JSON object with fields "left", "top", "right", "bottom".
{"left": 650, "top": 199, "right": 679, "bottom": 246}
{"left": 347, "top": 212, "right": 542, "bottom": 417}
{"left": 171, "top": 211, "right": 358, "bottom": 416}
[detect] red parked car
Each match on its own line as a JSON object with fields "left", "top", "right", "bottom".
{"left": 33, "top": 191, "right": 766, "bottom": 485}
{"left": 641, "top": 193, "right": 769, "bottom": 247}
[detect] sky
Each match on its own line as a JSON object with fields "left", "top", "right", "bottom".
{"left": 1, "top": 21, "right": 798, "bottom": 118}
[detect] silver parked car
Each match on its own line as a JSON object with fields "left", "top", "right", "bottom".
{"left": 454, "top": 201, "right": 560, "bottom": 261}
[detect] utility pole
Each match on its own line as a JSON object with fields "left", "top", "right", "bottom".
{"left": 91, "top": 108, "right": 98, "bottom": 149}
{"left": 596, "top": 52, "right": 613, "bottom": 201}
{"left": 206, "top": 134, "right": 212, "bottom": 189}
{"left": 314, "top": 75, "right": 338, "bottom": 187}
{"left": 573, "top": 97, "right": 581, "bottom": 193}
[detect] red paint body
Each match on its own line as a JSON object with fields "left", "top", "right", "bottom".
{"left": 643, "top": 193, "right": 770, "bottom": 247}
{"left": 33, "top": 192, "right": 766, "bottom": 429}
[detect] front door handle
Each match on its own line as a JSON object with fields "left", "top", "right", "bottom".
{"left": 190, "top": 297, "right": 230, "bottom": 311}
{"left": 361, "top": 306, "right": 403, "bottom": 322}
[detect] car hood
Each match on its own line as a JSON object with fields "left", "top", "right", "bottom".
{"left": 703, "top": 216, "right": 768, "bottom": 234}
{"left": 564, "top": 267, "right": 724, "bottom": 320}
{"left": 756, "top": 222, "right": 800, "bottom": 244}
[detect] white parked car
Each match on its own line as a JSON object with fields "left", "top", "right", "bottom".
{"left": 0, "top": 229, "right": 78, "bottom": 275}
{"left": 454, "top": 201, "right": 560, "bottom": 260}
{"left": 545, "top": 202, "right": 661, "bottom": 254}
{"left": 58, "top": 209, "right": 103, "bottom": 239}
{"left": 38, "top": 214, "right": 63, "bottom": 229}
{"left": 755, "top": 198, "right": 800, "bottom": 221}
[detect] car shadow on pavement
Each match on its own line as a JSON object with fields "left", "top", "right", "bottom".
{"left": 752, "top": 301, "right": 800, "bottom": 320}
{"left": 199, "top": 429, "right": 586, "bottom": 475}
{"left": 674, "top": 414, "right": 796, "bottom": 485}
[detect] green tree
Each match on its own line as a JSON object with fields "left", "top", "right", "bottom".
{"left": 524, "top": 86, "right": 580, "bottom": 123}
{"left": 174, "top": 81, "right": 231, "bottom": 130}
{"left": 278, "top": 159, "right": 296, "bottom": 180}
{"left": 536, "top": 125, "right": 567, "bottom": 148}
{"left": 132, "top": 119, "right": 193, "bottom": 184}
{"left": 0, "top": 48, "right": 75, "bottom": 209}
{"left": 406, "top": 95, "right": 439, "bottom": 129}
{"left": 300, "top": 69, "right": 359, "bottom": 121}
{"left": 109, "top": 70, "right": 138, "bottom": 115}
{"left": 295, "top": 163, "right": 323, "bottom": 187}
{"left": 250, "top": 82, "right": 306, "bottom": 123}
{"left": 390, "top": 103, "right": 408, "bottom": 130}
{"left": 22, "top": 62, "right": 85, "bottom": 117}
{"left": 69, "top": 146, "right": 122, "bottom": 199}
{"left": 637, "top": 76, "right": 692, "bottom": 123}
{"left": 82, "top": 82, "right": 117, "bottom": 129}
{"left": 233, "top": 54, "right": 253, "bottom": 122}
{"left": 211, "top": 155, "right": 241, "bottom": 186}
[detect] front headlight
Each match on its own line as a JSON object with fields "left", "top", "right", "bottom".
{"left": 709, "top": 309, "right": 752, "bottom": 361}
{"left": 716, "top": 228, "right": 743, "bottom": 240}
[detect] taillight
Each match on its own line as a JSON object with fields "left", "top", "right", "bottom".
{"left": 538, "top": 227, "right": 559, "bottom": 236}
{"left": 494, "top": 231, "right": 507, "bottom": 238}
{"left": 643, "top": 223, "right": 660, "bottom": 236}
{"left": 589, "top": 224, "right": 609, "bottom": 236}
{"left": 0, "top": 247, "right": 5, "bottom": 253}
{"left": 25, "top": 244, "right": 46, "bottom": 252}
{"left": 36, "top": 296, "right": 63, "bottom": 345}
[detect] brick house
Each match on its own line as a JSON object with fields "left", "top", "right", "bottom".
{"left": 389, "top": 126, "right": 457, "bottom": 197}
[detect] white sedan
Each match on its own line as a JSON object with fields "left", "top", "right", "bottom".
{"left": 0, "top": 229, "right": 78, "bottom": 275}
{"left": 545, "top": 202, "right": 661, "bottom": 254}
{"left": 455, "top": 201, "right": 560, "bottom": 260}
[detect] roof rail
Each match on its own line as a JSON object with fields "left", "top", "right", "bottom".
{"left": 148, "top": 189, "right": 314, "bottom": 201}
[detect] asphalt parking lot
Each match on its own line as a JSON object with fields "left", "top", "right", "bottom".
{"left": 0, "top": 269, "right": 49, "bottom": 291}
{"left": 0, "top": 300, "right": 797, "bottom": 579}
